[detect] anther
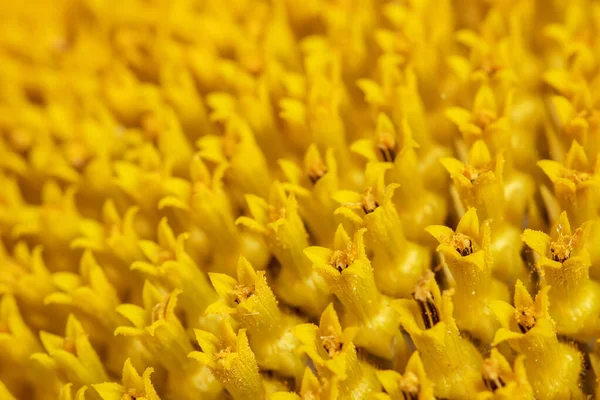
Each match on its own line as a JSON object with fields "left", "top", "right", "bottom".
{"left": 378, "top": 145, "right": 397, "bottom": 163}
{"left": 232, "top": 284, "right": 255, "bottom": 305}
{"left": 482, "top": 358, "right": 506, "bottom": 392}
{"left": 412, "top": 292, "right": 440, "bottom": 329}
{"left": 399, "top": 371, "right": 420, "bottom": 400}
{"left": 377, "top": 129, "right": 397, "bottom": 163}
{"left": 516, "top": 310, "right": 536, "bottom": 333}
{"left": 321, "top": 335, "right": 342, "bottom": 357}
{"left": 452, "top": 233, "right": 473, "bottom": 257}
{"left": 362, "top": 187, "right": 379, "bottom": 214}
{"left": 307, "top": 160, "right": 328, "bottom": 184}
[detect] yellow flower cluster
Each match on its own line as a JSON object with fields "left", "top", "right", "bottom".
{"left": 3, "top": 0, "right": 600, "bottom": 399}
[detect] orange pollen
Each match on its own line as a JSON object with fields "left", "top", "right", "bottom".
{"left": 515, "top": 306, "right": 537, "bottom": 333}
{"left": 232, "top": 284, "right": 255, "bottom": 304}
{"left": 268, "top": 205, "right": 286, "bottom": 222}
{"left": 561, "top": 169, "right": 591, "bottom": 185}
{"left": 549, "top": 229, "right": 582, "bottom": 263}
{"left": 320, "top": 334, "right": 342, "bottom": 357}
{"left": 452, "top": 233, "right": 474, "bottom": 256}
{"left": 329, "top": 242, "right": 357, "bottom": 272}
{"left": 462, "top": 164, "right": 480, "bottom": 182}
{"left": 216, "top": 346, "right": 232, "bottom": 360}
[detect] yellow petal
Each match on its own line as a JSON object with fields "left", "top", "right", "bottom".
{"left": 304, "top": 246, "right": 333, "bottom": 267}
{"left": 456, "top": 208, "right": 479, "bottom": 238}
{"left": 350, "top": 139, "right": 378, "bottom": 162}
{"left": 492, "top": 327, "right": 523, "bottom": 346}
{"left": 445, "top": 107, "right": 472, "bottom": 127}
{"left": 473, "top": 85, "right": 497, "bottom": 114}
{"left": 439, "top": 157, "right": 465, "bottom": 176}
{"left": 425, "top": 225, "right": 454, "bottom": 244}
{"left": 93, "top": 383, "right": 125, "bottom": 400}
{"left": 537, "top": 160, "right": 563, "bottom": 182}
{"left": 469, "top": 140, "right": 491, "bottom": 169}
{"left": 521, "top": 229, "right": 551, "bottom": 257}
{"left": 208, "top": 273, "right": 238, "bottom": 299}
{"left": 489, "top": 300, "right": 515, "bottom": 329}
{"left": 332, "top": 190, "right": 363, "bottom": 205}
{"left": 357, "top": 79, "right": 386, "bottom": 105}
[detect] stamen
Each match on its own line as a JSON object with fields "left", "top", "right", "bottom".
{"left": 413, "top": 276, "right": 440, "bottom": 330}
{"left": 232, "top": 284, "right": 256, "bottom": 304}
{"left": 401, "top": 392, "right": 418, "bottom": 400}
{"left": 321, "top": 334, "right": 342, "bottom": 357}
{"left": 151, "top": 302, "right": 167, "bottom": 323}
{"left": 399, "top": 371, "right": 420, "bottom": 400}
{"left": 427, "top": 298, "right": 440, "bottom": 325}
{"left": 482, "top": 358, "right": 506, "bottom": 392}
{"left": 462, "top": 165, "right": 480, "bottom": 183}
{"left": 452, "top": 233, "right": 473, "bottom": 257}
{"left": 516, "top": 309, "right": 536, "bottom": 333}
{"left": 151, "top": 294, "right": 174, "bottom": 323}
{"left": 329, "top": 242, "right": 357, "bottom": 272}
{"left": 216, "top": 346, "right": 232, "bottom": 360}
{"left": 268, "top": 205, "right": 287, "bottom": 222}
{"left": 416, "top": 299, "right": 432, "bottom": 329}
{"left": 124, "top": 389, "right": 141, "bottom": 399}
{"left": 549, "top": 232, "right": 575, "bottom": 263}
{"left": 377, "top": 129, "right": 397, "bottom": 163}
{"left": 307, "top": 159, "right": 328, "bottom": 184}
{"left": 362, "top": 187, "right": 379, "bottom": 214}
{"left": 378, "top": 145, "right": 397, "bottom": 163}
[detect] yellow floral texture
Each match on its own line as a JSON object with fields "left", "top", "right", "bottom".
{"left": 3, "top": 0, "right": 600, "bottom": 399}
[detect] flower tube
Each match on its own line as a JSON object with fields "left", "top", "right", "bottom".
{"left": 237, "top": 181, "right": 330, "bottom": 317}
{"left": 205, "top": 257, "right": 305, "bottom": 381}
{"left": 521, "top": 211, "right": 600, "bottom": 339}
{"left": 490, "top": 280, "right": 584, "bottom": 399}
{"left": 441, "top": 140, "right": 531, "bottom": 285}
{"left": 426, "top": 208, "right": 509, "bottom": 343}
{"left": 292, "top": 303, "right": 381, "bottom": 399}
{"left": 392, "top": 272, "right": 483, "bottom": 399}
{"left": 305, "top": 226, "right": 405, "bottom": 359}
{"left": 333, "top": 164, "right": 430, "bottom": 297}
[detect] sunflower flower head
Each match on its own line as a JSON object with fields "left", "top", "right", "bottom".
{"left": 4, "top": 0, "right": 600, "bottom": 398}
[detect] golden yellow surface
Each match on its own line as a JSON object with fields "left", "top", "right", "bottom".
{"left": 1, "top": 0, "right": 600, "bottom": 399}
